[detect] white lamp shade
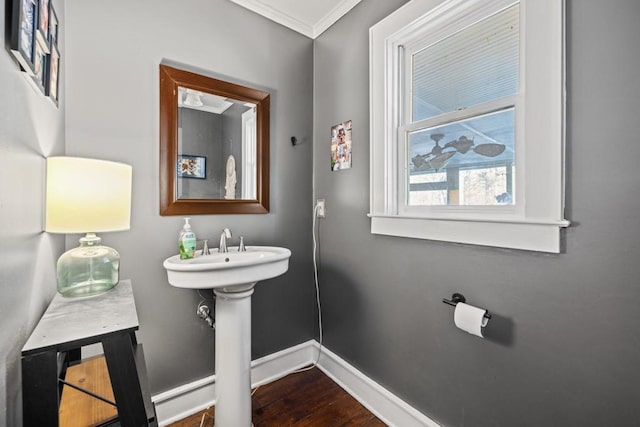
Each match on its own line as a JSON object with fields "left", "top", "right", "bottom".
{"left": 45, "top": 157, "right": 132, "bottom": 233}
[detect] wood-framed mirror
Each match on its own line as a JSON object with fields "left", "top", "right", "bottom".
{"left": 159, "top": 64, "right": 270, "bottom": 215}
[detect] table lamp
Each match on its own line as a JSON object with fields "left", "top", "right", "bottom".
{"left": 45, "top": 157, "right": 132, "bottom": 297}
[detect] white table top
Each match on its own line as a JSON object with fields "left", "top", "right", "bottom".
{"left": 22, "top": 280, "right": 139, "bottom": 355}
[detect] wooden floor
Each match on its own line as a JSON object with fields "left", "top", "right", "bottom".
{"left": 59, "top": 356, "right": 118, "bottom": 427}
{"left": 59, "top": 359, "right": 384, "bottom": 426}
{"left": 169, "top": 368, "right": 386, "bottom": 427}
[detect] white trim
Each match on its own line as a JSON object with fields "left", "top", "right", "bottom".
{"left": 371, "top": 215, "right": 562, "bottom": 253}
{"left": 369, "top": 0, "right": 567, "bottom": 253}
{"left": 314, "top": 342, "right": 440, "bottom": 427}
{"left": 152, "top": 373, "right": 217, "bottom": 426}
{"left": 251, "top": 340, "right": 317, "bottom": 387}
{"left": 152, "top": 340, "right": 439, "bottom": 426}
{"left": 228, "top": 0, "right": 362, "bottom": 39}
{"left": 153, "top": 340, "right": 315, "bottom": 426}
{"left": 229, "top": 0, "right": 314, "bottom": 37}
{"left": 368, "top": 213, "right": 570, "bottom": 228}
{"left": 241, "top": 108, "right": 257, "bottom": 199}
{"left": 400, "top": 98, "right": 518, "bottom": 135}
{"left": 312, "top": 0, "right": 362, "bottom": 38}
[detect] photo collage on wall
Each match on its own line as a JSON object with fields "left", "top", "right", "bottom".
{"left": 9, "top": 0, "right": 60, "bottom": 106}
{"left": 330, "top": 120, "right": 353, "bottom": 171}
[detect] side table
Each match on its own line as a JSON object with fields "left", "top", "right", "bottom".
{"left": 21, "top": 280, "right": 157, "bottom": 426}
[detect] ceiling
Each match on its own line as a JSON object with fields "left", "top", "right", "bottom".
{"left": 228, "top": 0, "right": 362, "bottom": 39}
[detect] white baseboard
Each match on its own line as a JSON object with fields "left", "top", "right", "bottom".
{"left": 152, "top": 340, "right": 316, "bottom": 426}
{"left": 313, "top": 342, "right": 440, "bottom": 427}
{"left": 152, "top": 340, "right": 439, "bottom": 427}
{"left": 152, "top": 373, "right": 217, "bottom": 426}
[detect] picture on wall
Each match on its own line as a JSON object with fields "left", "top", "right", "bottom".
{"left": 49, "top": 4, "right": 58, "bottom": 45}
{"left": 32, "top": 40, "right": 47, "bottom": 92}
{"left": 46, "top": 44, "right": 59, "bottom": 105}
{"left": 35, "top": 0, "right": 50, "bottom": 53}
{"left": 177, "top": 155, "right": 207, "bottom": 179}
{"left": 9, "top": 0, "right": 61, "bottom": 107}
{"left": 9, "top": 0, "right": 37, "bottom": 74}
{"left": 331, "top": 120, "right": 353, "bottom": 171}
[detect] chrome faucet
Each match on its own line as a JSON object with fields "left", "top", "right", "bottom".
{"left": 219, "top": 228, "right": 232, "bottom": 253}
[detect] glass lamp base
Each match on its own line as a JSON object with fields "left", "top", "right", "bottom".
{"left": 57, "top": 233, "right": 120, "bottom": 297}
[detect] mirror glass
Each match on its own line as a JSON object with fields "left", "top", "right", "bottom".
{"left": 160, "top": 65, "right": 270, "bottom": 215}
{"left": 177, "top": 88, "right": 257, "bottom": 200}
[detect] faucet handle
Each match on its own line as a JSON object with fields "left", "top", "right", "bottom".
{"left": 238, "top": 236, "right": 246, "bottom": 252}
{"left": 201, "top": 239, "right": 210, "bottom": 255}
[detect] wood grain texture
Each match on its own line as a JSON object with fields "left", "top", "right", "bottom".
{"left": 169, "top": 368, "right": 386, "bottom": 427}
{"left": 59, "top": 356, "right": 118, "bottom": 427}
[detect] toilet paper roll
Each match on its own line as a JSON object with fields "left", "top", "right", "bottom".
{"left": 454, "top": 302, "right": 489, "bottom": 338}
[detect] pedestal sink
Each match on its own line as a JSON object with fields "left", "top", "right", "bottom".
{"left": 163, "top": 246, "right": 291, "bottom": 427}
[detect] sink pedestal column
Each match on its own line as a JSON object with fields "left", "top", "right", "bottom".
{"left": 214, "top": 284, "right": 256, "bottom": 427}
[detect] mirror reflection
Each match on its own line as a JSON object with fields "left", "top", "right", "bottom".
{"left": 177, "top": 87, "right": 257, "bottom": 200}
{"left": 159, "top": 64, "right": 270, "bottom": 216}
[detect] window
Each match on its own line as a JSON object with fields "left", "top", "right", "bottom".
{"left": 242, "top": 106, "right": 257, "bottom": 199}
{"left": 370, "top": 0, "right": 568, "bottom": 252}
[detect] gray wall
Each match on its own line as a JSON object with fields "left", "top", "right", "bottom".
{"left": 0, "top": 0, "right": 65, "bottom": 424}
{"left": 221, "top": 103, "right": 245, "bottom": 195}
{"left": 179, "top": 108, "right": 223, "bottom": 198}
{"left": 178, "top": 104, "right": 246, "bottom": 199}
{"left": 313, "top": 0, "right": 640, "bottom": 426}
{"left": 65, "top": 0, "right": 315, "bottom": 394}
{"left": 6, "top": 1, "right": 640, "bottom": 426}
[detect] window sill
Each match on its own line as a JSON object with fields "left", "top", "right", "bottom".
{"left": 368, "top": 214, "right": 570, "bottom": 253}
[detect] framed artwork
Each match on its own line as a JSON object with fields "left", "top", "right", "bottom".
{"left": 32, "top": 41, "right": 47, "bottom": 92}
{"left": 49, "top": 4, "right": 58, "bottom": 46}
{"left": 9, "top": 0, "right": 60, "bottom": 103}
{"left": 46, "top": 44, "right": 59, "bottom": 105}
{"left": 330, "top": 120, "right": 353, "bottom": 171}
{"left": 177, "top": 155, "right": 207, "bottom": 179}
{"left": 35, "top": 0, "right": 50, "bottom": 53}
{"left": 9, "top": 0, "right": 37, "bottom": 75}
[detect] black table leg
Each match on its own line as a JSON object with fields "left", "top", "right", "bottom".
{"left": 103, "top": 333, "right": 148, "bottom": 427}
{"left": 22, "top": 350, "right": 59, "bottom": 427}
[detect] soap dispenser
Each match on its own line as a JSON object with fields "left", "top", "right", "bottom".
{"left": 178, "top": 218, "right": 197, "bottom": 259}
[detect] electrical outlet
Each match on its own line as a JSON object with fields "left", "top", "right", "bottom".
{"left": 316, "top": 199, "right": 325, "bottom": 217}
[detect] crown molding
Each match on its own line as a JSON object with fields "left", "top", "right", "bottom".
{"left": 312, "top": 0, "right": 361, "bottom": 38}
{"left": 229, "top": 0, "right": 362, "bottom": 39}
{"left": 229, "top": 0, "right": 314, "bottom": 37}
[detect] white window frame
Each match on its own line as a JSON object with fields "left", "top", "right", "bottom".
{"left": 242, "top": 107, "right": 257, "bottom": 199}
{"left": 369, "top": 0, "right": 569, "bottom": 253}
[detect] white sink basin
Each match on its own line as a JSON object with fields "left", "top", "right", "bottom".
{"left": 163, "top": 246, "right": 291, "bottom": 290}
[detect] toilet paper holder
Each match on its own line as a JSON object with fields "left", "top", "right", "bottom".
{"left": 442, "top": 293, "right": 492, "bottom": 320}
